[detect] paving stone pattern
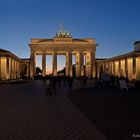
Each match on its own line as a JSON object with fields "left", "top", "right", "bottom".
{"left": 0, "top": 80, "right": 107, "bottom": 140}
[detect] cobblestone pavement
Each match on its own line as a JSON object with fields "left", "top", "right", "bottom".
{"left": 0, "top": 80, "right": 107, "bottom": 140}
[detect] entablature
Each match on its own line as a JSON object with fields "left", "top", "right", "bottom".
{"left": 30, "top": 38, "right": 96, "bottom": 45}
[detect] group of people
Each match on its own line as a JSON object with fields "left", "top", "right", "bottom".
{"left": 45, "top": 76, "right": 74, "bottom": 96}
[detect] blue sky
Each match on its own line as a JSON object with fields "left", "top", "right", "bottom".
{"left": 0, "top": 0, "right": 140, "bottom": 60}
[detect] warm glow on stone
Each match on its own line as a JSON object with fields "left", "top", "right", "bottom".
{"left": 136, "top": 57, "right": 140, "bottom": 80}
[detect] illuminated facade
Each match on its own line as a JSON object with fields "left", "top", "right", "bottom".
{"left": 29, "top": 36, "right": 96, "bottom": 79}
{"left": 0, "top": 34, "right": 140, "bottom": 81}
{"left": 96, "top": 41, "right": 140, "bottom": 81}
{"left": 0, "top": 49, "right": 30, "bottom": 80}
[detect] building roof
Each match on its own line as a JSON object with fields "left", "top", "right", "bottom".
{"left": 0, "top": 48, "right": 11, "bottom": 53}
{"left": 97, "top": 51, "right": 140, "bottom": 63}
{"left": 0, "top": 48, "right": 20, "bottom": 60}
{"left": 134, "top": 40, "right": 140, "bottom": 45}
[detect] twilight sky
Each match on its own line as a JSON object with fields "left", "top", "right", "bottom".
{"left": 0, "top": 0, "right": 140, "bottom": 60}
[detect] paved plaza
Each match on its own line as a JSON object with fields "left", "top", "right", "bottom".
{"left": 0, "top": 80, "right": 107, "bottom": 140}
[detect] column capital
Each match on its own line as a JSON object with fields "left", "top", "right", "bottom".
{"left": 53, "top": 51, "right": 57, "bottom": 54}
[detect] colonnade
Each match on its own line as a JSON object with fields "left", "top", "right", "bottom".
{"left": 97, "top": 57, "right": 140, "bottom": 81}
{"left": 0, "top": 57, "right": 20, "bottom": 80}
{"left": 30, "top": 51, "right": 96, "bottom": 78}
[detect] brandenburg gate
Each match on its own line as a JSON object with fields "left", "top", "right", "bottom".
{"left": 29, "top": 31, "right": 96, "bottom": 78}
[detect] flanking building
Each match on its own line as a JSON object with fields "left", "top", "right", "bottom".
{"left": 96, "top": 41, "right": 140, "bottom": 81}
{"left": 0, "top": 33, "right": 140, "bottom": 81}
{"left": 0, "top": 49, "right": 30, "bottom": 80}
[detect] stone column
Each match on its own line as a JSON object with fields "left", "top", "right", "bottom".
{"left": 13, "top": 60, "right": 15, "bottom": 79}
{"left": 96, "top": 63, "right": 99, "bottom": 79}
{"left": 19, "top": 61, "right": 21, "bottom": 79}
{"left": 80, "top": 52, "right": 84, "bottom": 77}
{"left": 102, "top": 64, "right": 104, "bottom": 72}
{"left": 15, "top": 60, "right": 17, "bottom": 79}
{"left": 66, "top": 51, "right": 72, "bottom": 76}
{"left": 75, "top": 52, "right": 81, "bottom": 78}
{"left": 30, "top": 52, "right": 36, "bottom": 79}
{"left": 27, "top": 63, "right": 29, "bottom": 78}
{"left": 111, "top": 62, "right": 113, "bottom": 75}
{"left": 0, "top": 57, "right": 7, "bottom": 80}
{"left": 92, "top": 52, "right": 96, "bottom": 78}
{"left": 85, "top": 52, "right": 94, "bottom": 78}
{"left": 105, "top": 62, "right": 107, "bottom": 71}
{"left": 10, "top": 58, "right": 13, "bottom": 79}
{"left": 108, "top": 62, "right": 111, "bottom": 74}
{"left": 8, "top": 58, "right": 11, "bottom": 79}
{"left": 10, "top": 59, "right": 13, "bottom": 79}
{"left": 16, "top": 61, "right": 19, "bottom": 79}
{"left": 0, "top": 58, "right": 1, "bottom": 79}
{"left": 113, "top": 61, "right": 115, "bottom": 76}
{"left": 13, "top": 60, "right": 16, "bottom": 79}
{"left": 125, "top": 59, "right": 128, "bottom": 79}
{"left": 18, "top": 61, "right": 20, "bottom": 79}
{"left": 6, "top": 57, "right": 10, "bottom": 79}
{"left": 110, "top": 62, "right": 113, "bottom": 75}
{"left": 85, "top": 52, "right": 89, "bottom": 78}
{"left": 52, "top": 52, "right": 57, "bottom": 75}
{"left": 16, "top": 61, "right": 18, "bottom": 79}
{"left": 133, "top": 57, "right": 136, "bottom": 80}
{"left": 42, "top": 51, "right": 46, "bottom": 77}
{"left": 118, "top": 60, "right": 121, "bottom": 77}
{"left": 89, "top": 52, "right": 94, "bottom": 78}
{"left": 12, "top": 59, "right": 15, "bottom": 79}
